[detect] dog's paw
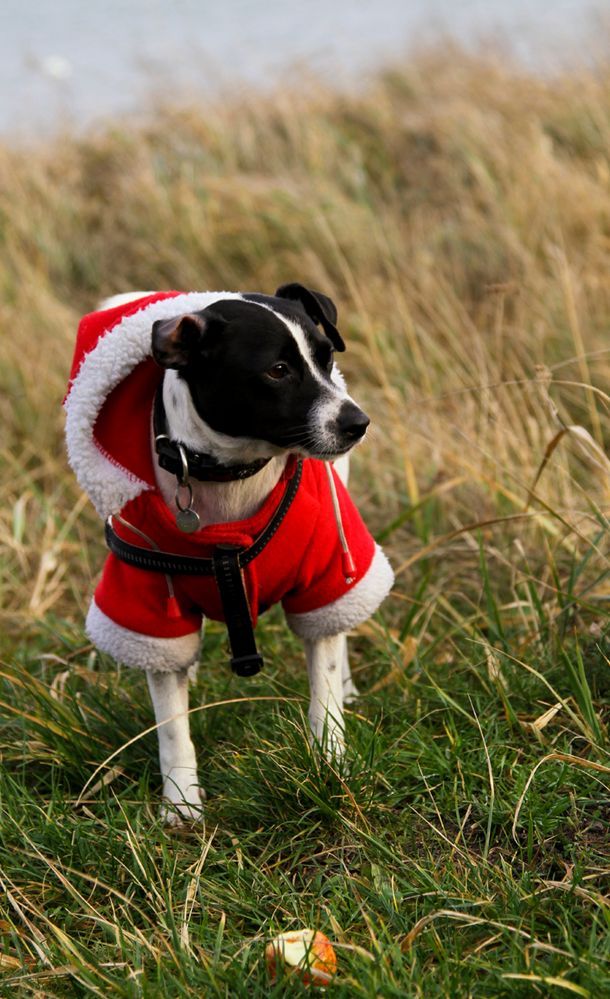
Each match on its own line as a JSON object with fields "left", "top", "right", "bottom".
{"left": 160, "top": 786, "right": 206, "bottom": 827}
{"left": 323, "top": 741, "right": 347, "bottom": 772}
{"left": 309, "top": 721, "right": 346, "bottom": 769}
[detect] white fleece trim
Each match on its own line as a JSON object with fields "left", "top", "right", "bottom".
{"left": 285, "top": 545, "right": 394, "bottom": 639}
{"left": 98, "top": 292, "right": 152, "bottom": 310}
{"left": 86, "top": 599, "right": 201, "bottom": 673}
{"left": 64, "top": 291, "right": 244, "bottom": 519}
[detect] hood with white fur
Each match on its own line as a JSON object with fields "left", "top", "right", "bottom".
{"left": 64, "top": 291, "right": 245, "bottom": 519}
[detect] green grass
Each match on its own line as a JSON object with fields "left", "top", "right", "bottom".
{"left": 1, "top": 43, "right": 610, "bottom": 997}
{"left": 1, "top": 607, "right": 609, "bottom": 995}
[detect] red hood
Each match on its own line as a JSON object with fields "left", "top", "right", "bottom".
{"left": 64, "top": 290, "right": 245, "bottom": 518}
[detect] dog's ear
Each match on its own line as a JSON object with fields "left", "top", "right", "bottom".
{"left": 275, "top": 282, "right": 345, "bottom": 352}
{"left": 152, "top": 312, "right": 226, "bottom": 368}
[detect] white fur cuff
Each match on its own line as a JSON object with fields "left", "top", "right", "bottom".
{"left": 86, "top": 599, "right": 201, "bottom": 673}
{"left": 285, "top": 545, "right": 394, "bottom": 640}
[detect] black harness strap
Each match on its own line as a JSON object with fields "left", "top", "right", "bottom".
{"left": 213, "top": 545, "right": 263, "bottom": 676}
{"left": 105, "top": 459, "right": 303, "bottom": 676}
{"left": 105, "top": 519, "right": 215, "bottom": 575}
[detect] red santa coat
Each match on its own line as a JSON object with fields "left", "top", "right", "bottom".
{"left": 64, "top": 292, "right": 394, "bottom": 672}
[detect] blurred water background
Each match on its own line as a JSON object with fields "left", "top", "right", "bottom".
{"left": 2, "top": 0, "right": 607, "bottom": 136}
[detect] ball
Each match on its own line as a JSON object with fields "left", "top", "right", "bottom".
{"left": 265, "top": 928, "right": 337, "bottom": 986}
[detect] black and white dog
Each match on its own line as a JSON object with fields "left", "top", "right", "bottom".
{"left": 65, "top": 283, "right": 393, "bottom": 822}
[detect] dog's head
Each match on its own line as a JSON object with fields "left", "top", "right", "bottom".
{"left": 151, "top": 283, "right": 369, "bottom": 461}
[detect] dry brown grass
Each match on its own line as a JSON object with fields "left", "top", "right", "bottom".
{"left": 2, "top": 50, "right": 610, "bottom": 998}
{"left": 1, "top": 48, "right": 609, "bottom": 651}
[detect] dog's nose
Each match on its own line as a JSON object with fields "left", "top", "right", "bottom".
{"left": 336, "top": 402, "right": 370, "bottom": 441}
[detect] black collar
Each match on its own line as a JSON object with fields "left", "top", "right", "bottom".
{"left": 153, "top": 387, "right": 272, "bottom": 483}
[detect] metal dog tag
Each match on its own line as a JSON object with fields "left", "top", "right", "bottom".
{"left": 176, "top": 507, "right": 200, "bottom": 533}
{"left": 175, "top": 477, "right": 200, "bottom": 533}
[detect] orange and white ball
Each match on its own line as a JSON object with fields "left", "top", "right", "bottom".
{"left": 265, "top": 928, "right": 337, "bottom": 986}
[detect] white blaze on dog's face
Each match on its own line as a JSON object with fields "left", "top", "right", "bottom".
{"left": 151, "top": 283, "right": 370, "bottom": 461}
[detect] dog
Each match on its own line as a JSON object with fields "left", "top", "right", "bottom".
{"left": 64, "top": 283, "right": 393, "bottom": 823}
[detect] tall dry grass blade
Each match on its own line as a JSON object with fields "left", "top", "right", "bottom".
{"left": 75, "top": 695, "right": 299, "bottom": 805}
{"left": 525, "top": 429, "right": 569, "bottom": 511}
{"left": 512, "top": 753, "right": 610, "bottom": 841}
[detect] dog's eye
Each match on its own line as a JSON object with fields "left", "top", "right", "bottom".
{"left": 266, "top": 362, "right": 290, "bottom": 381}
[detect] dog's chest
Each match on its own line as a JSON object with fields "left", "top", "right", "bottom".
{"left": 153, "top": 454, "right": 286, "bottom": 528}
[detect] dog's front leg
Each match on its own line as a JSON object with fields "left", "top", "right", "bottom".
{"left": 339, "top": 634, "right": 360, "bottom": 703}
{"left": 146, "top": 669, "right": 204, "bottom": 825}
{"left": 305, "top": 634, "right": 346, "bottom": 761}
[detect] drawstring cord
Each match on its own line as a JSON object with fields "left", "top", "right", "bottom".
{"left": 114, "top": 514, "right": 182, "bottom": 619}
{"left": 324, "top": 462, "right": 356, "bottom": 584}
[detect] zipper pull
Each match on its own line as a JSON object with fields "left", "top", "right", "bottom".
{"left": 166, "top": 595, "right": 182, "bottom": 619}
{"left": 341, "top": 550, "right": 356, "bottom": 584}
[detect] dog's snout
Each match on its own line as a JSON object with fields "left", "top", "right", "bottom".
{"left": 336, "top": 402, "right": 370, "bottom": 441}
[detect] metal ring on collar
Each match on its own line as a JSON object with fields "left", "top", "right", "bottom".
{"left": 176, "top": 442, "right": 190, "bottom": 486}
{"left": 175, "top": 480, "right": 194, "bottom": 512}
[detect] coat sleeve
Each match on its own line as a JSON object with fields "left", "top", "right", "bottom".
{"left": 282, "top": 468, "right": 393, "bottom": 639}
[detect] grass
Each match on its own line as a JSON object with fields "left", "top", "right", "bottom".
{"left": 1, "top": 44, "right": 610, "bottom": 996}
